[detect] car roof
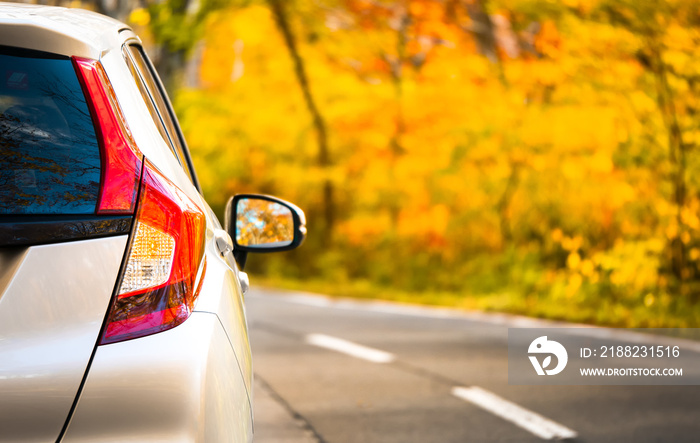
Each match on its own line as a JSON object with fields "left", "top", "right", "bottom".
{"left": 0, "top": 2, "right": 133, "bottom": 59}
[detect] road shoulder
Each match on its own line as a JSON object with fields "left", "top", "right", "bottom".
{"left": 254, "top": 376, "right": 320, "bottom": 443}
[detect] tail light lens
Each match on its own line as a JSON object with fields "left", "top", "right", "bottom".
{"left": 73, "top": 56, "right": 207, "bottom": 344}
{"left": 101, "top": 161, "right": 207, "bottom": 344}
{"left": 72, "top": 57, "right": 142, "bottom": 214}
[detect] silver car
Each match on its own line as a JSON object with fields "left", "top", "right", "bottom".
{"left": 0, "top": 3, "right": 305, "bottom": 442}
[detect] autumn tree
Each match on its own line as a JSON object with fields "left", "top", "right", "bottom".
{"left": 174, "top": 0, "right": 700, "bottom": 325}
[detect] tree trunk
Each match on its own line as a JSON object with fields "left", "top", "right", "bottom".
{"left": 496, "top": 163, "right": 520, "bottom": 245}
{"left": 464, "top": 0, "right": 499, "bottom": 63}
{"left": 649, "top": 41, "right": 687, "bottom": 282}
{"left": 267, "top": 0, "right": 334, "bottom": 245}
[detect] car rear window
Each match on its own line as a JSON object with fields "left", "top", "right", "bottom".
{"left": 0, "top": 47, "right": 101, "bottom": 215}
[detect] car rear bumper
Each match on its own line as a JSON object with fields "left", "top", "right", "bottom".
{"left": 62, "top": 312, "right": 253, "bottom": 443}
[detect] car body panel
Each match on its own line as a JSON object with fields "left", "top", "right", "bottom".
{"left": 100, "top": 45, "right": 197, "bottom": 200}
{"left": 0, "top": 3, "right": 123, "bottom": 59}
{"left": 101, "top": 34, "right": 256, "bottom": 398}
{"left": 102, "top": 39, "right": 255, "bottom": 400}
{"left": 0, "top": 4, "right": 258, "bottom": 441}
{"left": 62, "top": 312, "right": 253, "bottom": 443}
{"left": 0, "top": 236, "right": 127, "bottom": 442}
{"left": 195, "top": 225, "right": 253, "bottom": 397}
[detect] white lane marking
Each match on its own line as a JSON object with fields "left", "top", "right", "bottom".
{"left": 452, "top": 386, "right": 577, "bottom": 441}
{"left": 251, "top": 289, "right": 700, "bottom": 353}
{"left": 305, "top": 334, "right": 395, "bottom": 364}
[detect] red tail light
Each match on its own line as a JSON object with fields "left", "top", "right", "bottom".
{"left": 101, "top": 160, "right": 207, "bottom": 344}
{"left": 72, "top": 57, "right": 142, "bottom": 214}
{"left": 73, "top": 57, "right": 207, "bottom": 344}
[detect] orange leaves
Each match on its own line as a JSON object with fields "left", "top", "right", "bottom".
{"left": 409, "top": 0, "right": 458, "bottom": 42}
{"left": 199, "top": 6, "right": 279, "bottom": 88}
{"left": 534, "top": 20, "right": 562, "bottom": 58}
{"left": 338, "top": 212, "right": 393, "bottom": 245}
{"left": 561, "top": 0, "right": 600, "bottom": 14}
{"left": 173, "top": 0, "right": 700, "bottom": 309}
{"left": 397, "top": 204, "right": 450, "bottom": 249}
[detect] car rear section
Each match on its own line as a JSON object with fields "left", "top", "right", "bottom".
{"left": 0, "top": 4, "right": 252, "bottom": 442}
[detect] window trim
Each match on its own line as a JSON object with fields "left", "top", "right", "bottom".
{"left": 121, "top": 42, "right": 201, "bottom": 192}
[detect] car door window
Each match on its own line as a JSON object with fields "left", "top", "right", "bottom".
{"left": 123, "top": 44, "right": 195, "bottom": 183}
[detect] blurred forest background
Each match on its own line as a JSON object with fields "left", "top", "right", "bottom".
{"left": 20, "top": 0, "right": 700, "bottom": 327}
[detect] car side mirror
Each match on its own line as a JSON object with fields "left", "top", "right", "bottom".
{"left": 225, "top": 194, "right": 306, "bottom": 270}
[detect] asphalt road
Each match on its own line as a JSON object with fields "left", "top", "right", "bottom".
{"left": 247, "top": 287, "right": 700, "bottom": 443}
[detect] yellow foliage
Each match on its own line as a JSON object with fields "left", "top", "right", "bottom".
{"left": 173, "top": 0, "right": 700, "bottom": 316}
{"left": 666, "top": 223, "right": 678, "bottom": 240}
{"left": 561, "top": 235, "right": 583, "bottom": 251}
{"left": 339, "top": 212, "right": 393, "bottom": 245}
{"left": 567, "top": 252, "right": 581, "bottom": 270}
{"left": 566, "top": 273, "right": 583, "bottom": 298}
{"left": 607, "top": 182, "right": 636, "bottom": 209}
{"left": 129, "top": 8, "right": 150, "bottom": 27}
{"left": 535, "top": 20, "right": 562, "bottom": 58}
{"left": 690, "top": 248, "right": 700, "bottom": 261}
{"left": 589, "top": 151, "right": 614, "bottom": 174}
{"left": 580, "top": 259, "right": 595, "bottom": 277}
{"left": 397, "top": 204, "right": 450, "bottom": 242}
{"left": 551, "top": 228, "right": 564, "bottom": 243}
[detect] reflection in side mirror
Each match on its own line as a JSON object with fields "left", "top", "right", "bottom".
{"left": 226, "top": 194, "right": 306, "bottom": 257}
{"left": 236, "top": 199, "right": 294, "bottom": 249}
